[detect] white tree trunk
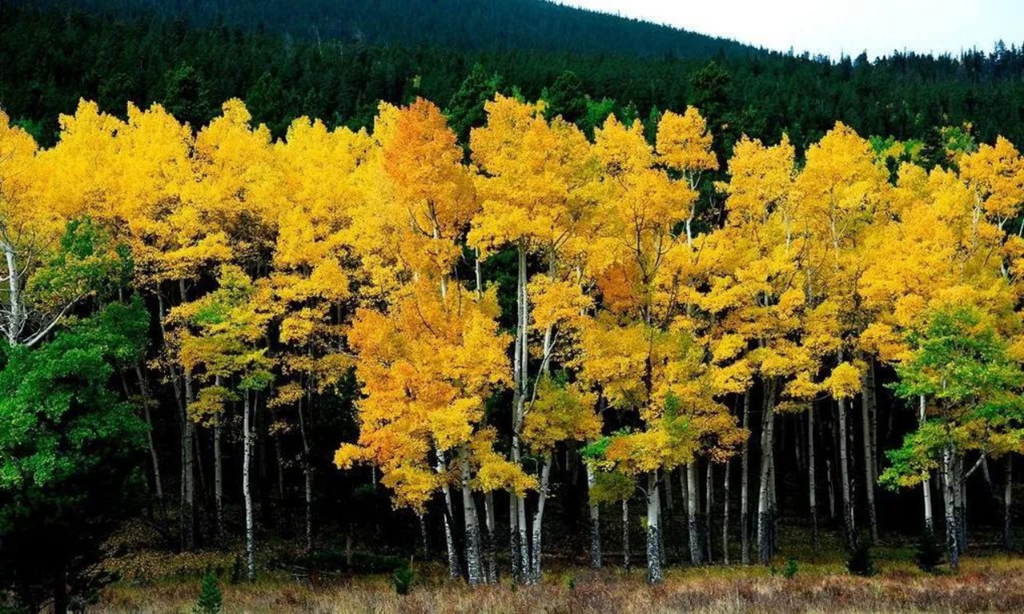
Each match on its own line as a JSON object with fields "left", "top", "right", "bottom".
{"left": 808, "top": 404, "right": 819, "bottom": 554}
{"left": 297, "top": 398, "right": 314, "bottom": 552}
{"left": 587, "top": 463, "right": 601, "bottom": 568}
{"left": 705, "top": 461, "right": 714, "bottom": 563}
{"left": 942, "top": 444, "right": 960, "bottom": 570}
{"left": 135, "top": 365, "right": 164, "bottom": 503}
{"left": 920, "top": 395, "right": 933, "bottom": 531}
{"left": 181, "top": 375, "right": 196, "bottom": 552}
{"left": 837, "top": 397, "right": 855, "bottom": 548}
{"left": 722, "top": 458, "right": 731, "bottom": 565}
{"left": 861, "top": 368, "right": 878, "bottom": 542}
{"left": 646, "top": 471, "right": 663, "bottom": 584}
{"left": 757, "top": 382, "right": 776, "bottom": 564}
{"left": 622, "top": 498, "right": 630, "bottom": 570}
{"left": 529, "top": 455, "right": 552, "bottom": 584}
{"left": 1004, "top": 455, "right": 1014, "bottom": 550}
{"left": 687, "top": 462, "right": 703, "bottom": 564}
{"left": 214, "top": 420, "right": 223, "bottom": 543}
{"left": 484, "top": 491, "right": 498, "bottom": 582}
{"left": 460, "top": 450, "right": 484, "bottom": 586}
{"left": 243, "top": 391, "right": 256, "bottom": 581}
{"left": 437, "top": 452, "right": 460, "bottom": 580}
{"left": 740, "top": 390, "right": 751, "bottom": 564}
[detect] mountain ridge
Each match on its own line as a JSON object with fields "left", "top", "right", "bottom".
{"left": 13, "top": 0, "right": 761, "bottom": 59}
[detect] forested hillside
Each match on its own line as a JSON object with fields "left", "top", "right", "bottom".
{"left": 5, "top": 3, "right": 1024, "bottom": 614}
{"left": 10, "top": 0, "right": 757, "bottom": 57}
{"left": 2, "top": 3, "right": 1024, "bottom": 152}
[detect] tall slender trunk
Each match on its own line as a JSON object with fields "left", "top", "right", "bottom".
{"left": 214, "top": 420, "right": 223, "bottom": 545}
{"left": 243, "top": 390, "right": 256, "bottom": 581}
{"left": 646, "top": 472, "right": 663, "bottom": 584}
{"left": 437, "top": 452, "right": 460, "bottom": 580}
{"left": 757, "top": 380, "right": 776, "bottom": 564}
{"left": 861, "top": 367, "right": 878, "bottom": 542}
{"left": 484, "top": 491, "right": 498, "bottom": 582}
{"left": 680, "top": 467, "right": 689, "bottom": 551}
{"left": 687, "top": 462, "right": 703, "bottom": 564}
{"left": 460, "top": 450, "right": 484, "bottom": 586}
{"left": 3, "top": 245, "right": 23, "bottom": 346}
{"left": 622, "top": 498, "right": 631, "bottom": 570}
{"left": 511, "top": 243, "right": 530, "bottom": 581}
{"left": 705, "top": 461, "right": 714, "bottom": 563}
{"left": 273, "top": 433, "right": 285, "bottom": 500}
{"left": 920, "top": 396, "right": 933, "bottom": 530}
{"left": 297, "top": 397, "right": 314, "bottom": 553}
{"left": 135, "top": 364, "right": 164, "bottom": 503}
{"left": 529, "top": 455, "right": 552, "bottom": 584}
{"left": 587, "top": 463, "right": 601, "bottom": 568}
{"left": 662, "top": 470, "right": 672, "bottom": 562}
{"left": 181, "top": 376, "right": 196, "bottom": 551}
{"left": 722, "top": 458, "right": 731, "bottom": 565}
{"left": 509, "top": 493, "right": 521, "bottom": 582}
{"left": 955, "top": 454, "right": 967, "bottom": 553}
{"left": 942, "top": 444, "right": 960, "bottom": 570}
{"left": 808, "top": 404, "right": 819, "bottom": 554}
{"left": 419, "top": 513, "right": 429, "bottom": 559}
{"left": 837, "top": 396, "right": 855, "bottom": 548}
{"left": 1004, "top": 455, "right": 1014, "bottom": 550}
{"left": 740, "top": 390, "right": 751, "bottom": 564}
{"left": 176, "top": 282, "right": 197, "bottom": 552}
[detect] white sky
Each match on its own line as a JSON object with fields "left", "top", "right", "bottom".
{"left": 560, "top": 0, "right": 1024, "bottom": 59}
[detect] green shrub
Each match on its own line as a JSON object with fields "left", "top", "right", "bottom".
{"left": 915, "top": 527, "right": 944, "bottom": 573}
{"left": 193, "top": 571, "right": 222, "bottom": 614}
{"left": 392, "top": 561, "right": 416, "bottom": 596}
{"left": 783, "top": 558, "right": 799, "bottom": 580}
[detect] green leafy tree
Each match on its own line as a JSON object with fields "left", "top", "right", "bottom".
{"left": 882, "top": 306, "right": 1024, "bottom": 570}
{"left": 0, "top": 299, "right": 149, "bottom": 614}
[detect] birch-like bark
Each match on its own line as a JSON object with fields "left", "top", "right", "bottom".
{"left": 243, "top": 390, "right": 256, "bottom": 581}
{"left": 529, "top": 455, "right": 552, "bottom": 584}
{"left": 740, "top": 390, "right": 751, "bottom": 564}
{"left": 687, "top": 462, "right": 703, "bottom": 564}
{"left": 705, "top": 461, "right": 714, "bottom": 563}
{"left": 460, "top": 450, "right": 484, "bottom": 585}
{"left": 484, "top": 491, "right": 498, "bottom": 582}
{"left": 1004, "top": 455, "right": 1014, "bottom": 550}
{"left": 134, "top": 364, "right": 164, "bottom": 504}
{"left": 808, "top": 404, "right": 819, "bottom": 554}
{"left": 437, "top": 452, "right": 460, "bottom": 580}
{"left": 509, "top": 494, "right": 521, "bottom": 582}
{"left": 943, "top": 444, "right": 960, "bottom": 570}
{"left": 722, "top": 458, "right": 731, "bottom": 565}
{"left": 646, "top": 472, "right": 663, "bottom": 583}
{"left": 757, "top": 381, "right": 776, "bottom": 564}
{"left": 920, "top": 396, "right": 933, "bottom": 530}
{"left": 214, "top": 417, "right": 223, "bottom": 545}
{"left": 587, "top": 463, "right": 601, "bottom": 568}
{"left": 861, "top": 367, "right": 878, "bottom": 542}
{"left": 622, "top": 498, "right": 630, "bottom": 570}
{"left": 297, "top": 396, "right": 314, "bottom": 553}
{"left": 418, "top": 513, "right": 429, "bottom": 559}
{"left": 837, "top": 396, "right": 855, "bottom": 549}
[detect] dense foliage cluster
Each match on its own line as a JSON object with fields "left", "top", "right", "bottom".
{"left": 2, "top": 83, "right": 1024, "bottom": 610}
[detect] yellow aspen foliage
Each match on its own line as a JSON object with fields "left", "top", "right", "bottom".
{"left": 337, "top": 281, "right": 526, "bottom": 511}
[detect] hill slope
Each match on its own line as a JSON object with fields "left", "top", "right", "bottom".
{"left": 14, "top": 0, "right": 758, "bottom": 59}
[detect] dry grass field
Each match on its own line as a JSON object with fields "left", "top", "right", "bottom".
{"left": 97, "top": 553, "right": 1024, "bottom": 613}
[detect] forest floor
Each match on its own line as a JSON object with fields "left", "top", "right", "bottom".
{"left": 97, "top": 548, "right": 1024, "bottom": 613}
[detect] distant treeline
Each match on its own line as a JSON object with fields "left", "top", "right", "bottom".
{"left": 2, "top": 3, "right": 1024, "bottom": 152}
